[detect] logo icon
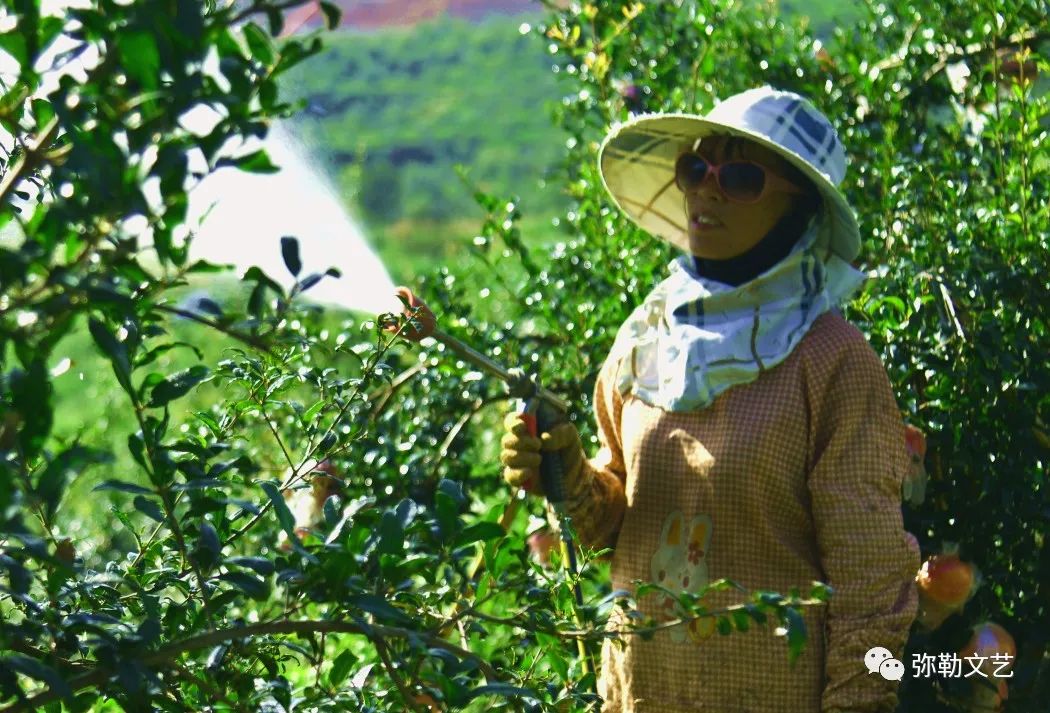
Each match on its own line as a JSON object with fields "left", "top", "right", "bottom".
{"left": 865, "top": 647, "right": 906, "bottom": 681}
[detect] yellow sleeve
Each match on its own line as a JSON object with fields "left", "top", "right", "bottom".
{"left": 805, "top": 336, "right": 921, "bottom": 713}
{"left": 560, "top": 350, "right": 629, "bottom": 552}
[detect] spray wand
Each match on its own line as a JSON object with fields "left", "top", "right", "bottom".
{"left": 384, "top": 287, "right": 595, "bottom": 682}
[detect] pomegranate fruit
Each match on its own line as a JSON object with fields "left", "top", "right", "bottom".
{"left": 916, "top": 553, "right": 976, "bottom": 605}
{"left": 386, "top": 286, "right": 437, "bottom": 341}
{"left": 278, "top": 464, "right": 342, "bottom": 551}
{"left": 902, "top": 424, "right": 928, "bottom": 505}
{"left": 968, "top": 677, "right": 1008, "bottom": 713}
{"left": 960, "top": 622, "right": 1016, "bottom": 678}
{"left": 527, "top": 528, "right": 560, "bottom": 567}
{"left": 904, "top": 423, "right": 927, "bottom": 459}
{"left": 915, "top": 552, "right": 978, "bottom": 630}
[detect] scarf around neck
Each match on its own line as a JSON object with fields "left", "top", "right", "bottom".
{"left": 608, "top": 220, "right": 868, "bottom": 412}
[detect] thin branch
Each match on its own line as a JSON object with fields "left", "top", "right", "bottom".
{"left": 228, "top": 0, "right": 314, "bottom": 27}
{"left": 372, "top": 631, "right": 427, "bottom": 713}
{"left": 251, "top": 390, "right": 296, "bottom": 472}
{"left": 1, "top": 619, "right": 498, "bottom": 712}
{"left": 0, "top": 116, "right": 59, "bottom": 207}
{"left": 367, "top": 362, "right": 425, "bottom": 421}
{"left": 425, "top": 395, "right": 492, "bottom": 482}
{"left": 153, "top": 305, "right": 275, "bottom": 355}
{"left": 555, "top": 596, "right": 829, "bottom": 642}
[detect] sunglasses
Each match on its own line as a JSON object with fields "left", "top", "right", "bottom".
{"left": 674, "top": 152, "right": 804, "bottom": 203}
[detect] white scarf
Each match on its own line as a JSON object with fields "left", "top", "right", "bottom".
{"left": 608, "top": 222, "right": 867, "bottom": 412}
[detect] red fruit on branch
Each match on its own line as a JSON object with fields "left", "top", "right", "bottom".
{"left": 917, "top": 553, "right": 976, "bottom": 605}
{"left": 309, "top": 460, "right": 342, "bottom": 512}
{"left": 278, "top": 462, "right": 343, "bottom": 551}
{"left": 915, "top": 551, "right": 979, "bottom": 630}
{"left": 904, "top": 423, "right": 927, "bottom": 459}
{"left": 960, "top": 622, "right": 1016, "bottom": 678}
{"left": 385, "top": 286, "right": 437, "bottom": 341}
{"left": 969, "top": 677, "right": 1008, "bottom": 713}
{"left": 902, "top": 423, "right": 928, "bottom": 505}
{"left": 527, "top": 527, "right": 560, "bottom": 567}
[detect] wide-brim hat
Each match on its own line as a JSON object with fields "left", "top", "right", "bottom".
{"left": 598, "top": 86, "right": 860, "bottom": 262}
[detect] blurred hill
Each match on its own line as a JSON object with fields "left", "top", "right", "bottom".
{"left": 276, "top": 1, "right": 865, "bottom": 279}
{"left": 286, "top": 0, "right": 559, "bottom": 31}
{"left": 335, "top": 0, "right": 550, "bottom": 28}
{"left": 288, "top": 0, "right": 856, "bottom": 35}
{"left": 278, "top": 11, "right": 567, "bottom": 278}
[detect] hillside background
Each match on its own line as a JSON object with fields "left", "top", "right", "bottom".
{"left": 277, "top": 0, "right": 865, "bottom": 279}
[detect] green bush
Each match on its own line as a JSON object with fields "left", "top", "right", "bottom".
{"left": 0, "top": 0, "right": 1046, "bottom": 711}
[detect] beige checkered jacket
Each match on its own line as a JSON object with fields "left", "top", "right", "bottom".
{"left": 567, "top": 310, "right": 920, "bottom": 713}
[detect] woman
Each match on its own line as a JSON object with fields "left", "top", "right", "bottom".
{"left": 501, "top": 87, "right": 920, "bottom": 712}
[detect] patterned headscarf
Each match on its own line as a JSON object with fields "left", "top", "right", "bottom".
{"left": 608, "top": 220, "right": 867, "bottom": 412}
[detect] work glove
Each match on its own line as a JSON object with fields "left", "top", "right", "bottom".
{"left": 499, "top": 411, "right": 588, "bottom": 501}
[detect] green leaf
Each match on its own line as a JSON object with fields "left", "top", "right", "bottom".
{"left": 322, "top": 495, "right": 340, "bottom": 526}
{"left": 88, "top": 318, "right": 133, "bottom": 394}
{"left": 116, "top": 30, "right": 161, "bottom": 91}
{"left": 264, "top": 7, "right": 284, "bottom": 36}
{"left": 216, "top": 149, "right": 279, "bottom": 174}
{"left": 454, "top": 521, "right": 505, "bottom": 547}
{"left": 226, "top": 556, "right": 275, "bottom": 575}
{"left": 127, "top": 432, "right": 148, "bottom": 470}
{"left": 37, "top": 446, "right": 111, "bottom": 521}
{"left": 716, "top": 615, "right": 731, "bottom": 636}
{"left": 295, "top": 272, "right": 324, "bottom": 293}
{"left": 0, "top": 654, "right": 73, "bottom": 700}
{"left": 110, "top": 506, "right": 142, "bottom": 549}
{"left": 9, "top": 359, "right": 53, "bottom": 459}
{"left": 242, "top": 22, "right": 275, "bottom": 65}
{"left": 434, "top": 490, "right": 458, "bottom": 535}
{"left": 544, "top": 645, "right": 569, "bottom": 681}
{"left": 247, "top": 282, "right": 267, "bottom": 318}
{"left": 280, "top": 236, "right": 302, "bottom": 277}
{"left": 149, "top": 365, "right": 210, "bottom": 407}
{"left": 195, "top": 523, "right": 221, "bottom": 568}
{"left": 302, "top": 400, "right": 325, "bottom": 423}
{"left": 807, "top": 581, "right": 833, "bottom": 601}
{"left": 260, "top": 481, "right": 298, "bottom": 542}
{"left": 744, "top": 604, "right": 767, "bottom": 625}
{"left": 374, "top": 510, "right": 404, "bottom": 556}
{"left": 0, "top": 30, "right": 29, "bottom": 67}
{"left": 135, "top": 341, "right": 204, "bottom": 369}
{"left": 220, "top": 571, "right": 269, "bottom": 599}
{"left": 781, "top": 607, "right": 808, "bottom": 664}
{"left": 133, "top": 495, "right": 165, "bottom": 523}
{"left": 242, "top": 266, "right": 284, "bottom": 294}
{"left": 31, "top": 98, "right": 54, "bottom": 129}
{"left": 730, "top": 608, "right": 751, "bottom": 632}
{"left": 328, "top": 650, "right": 355, "bottom": 686}
{"left": 466, "top": 683, "right": 538, "bottom": 702}
{"left": 186, "top": 259, "right": 230, "bottom": 274}
{"left": 319, "top": 2, "right": 342, "bottom": 29}
{"left": 345, "top": 594, "right": 410, "bottom": 624}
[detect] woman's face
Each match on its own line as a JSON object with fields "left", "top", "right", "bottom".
{"left": 681, "top": 135, "right": 802, "bottom": 260}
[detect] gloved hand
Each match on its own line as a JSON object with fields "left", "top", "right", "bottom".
{"left": 499, "top": 411, "right": 587, "bottom": 500}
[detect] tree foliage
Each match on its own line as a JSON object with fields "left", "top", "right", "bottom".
{"left": 0, "top": 0, "right": 1046, "bottom": 711}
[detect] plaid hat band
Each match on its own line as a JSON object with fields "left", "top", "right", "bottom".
{"left": 703, "top": 90, "right": 846, "bottom": 186}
